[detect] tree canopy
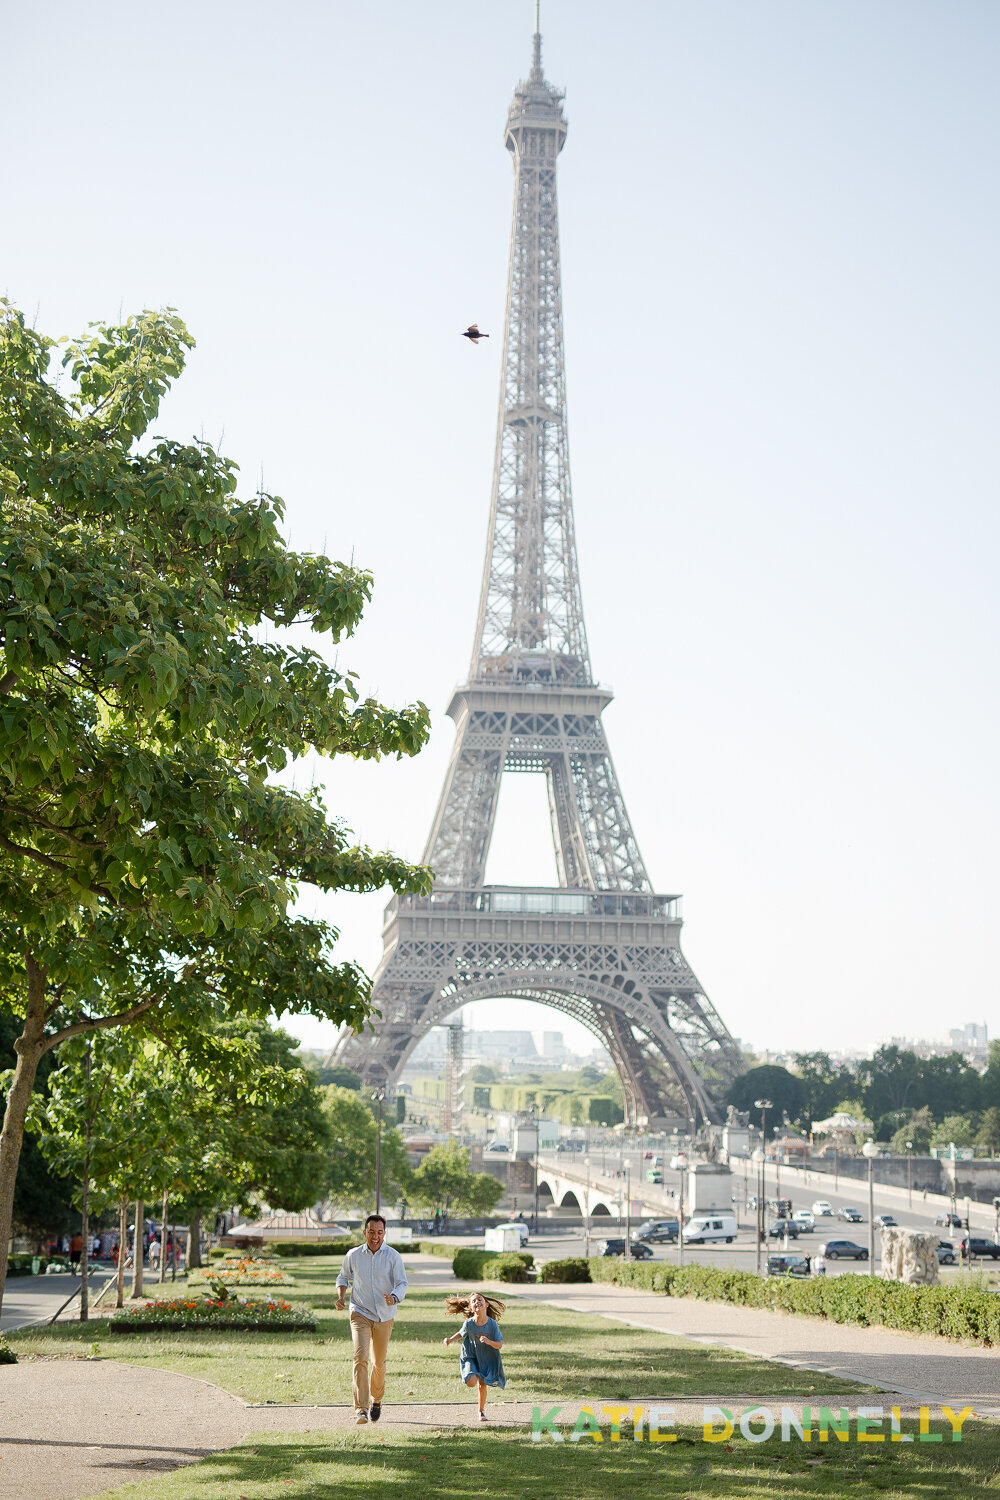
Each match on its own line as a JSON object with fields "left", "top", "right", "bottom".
{"left": 0, "top": 302, "right": 430, "bottom": 1303}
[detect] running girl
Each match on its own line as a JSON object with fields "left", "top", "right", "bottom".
{"left": 442, "top": 1291, "right": 505, "bottom": 1420}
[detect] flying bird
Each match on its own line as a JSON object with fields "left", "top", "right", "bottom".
{"left": 462, "top": 324, "right": 489, "bottom": 344}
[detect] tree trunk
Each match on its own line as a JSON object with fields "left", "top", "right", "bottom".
{"left": 187, "top": 1211, "right": 202, "bottom": 1270}
{"left": 158, "top": 1188, "right": 167, "bottom": 1284}
{"left": 115, "top": 1198, "right": 127, "bottom": 1308}
{"left": 130, "top": 1199, "right": 144, "bottom": 1298}
{"left": 0, "top": 953, "right": 48, "bottom": 1316}
{"left": 79, "top": 1048, "right": 91, "bottom": 1321}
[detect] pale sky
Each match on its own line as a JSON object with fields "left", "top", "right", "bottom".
{"left": 8, "top": 1, "right": 998, "bottom": 1060}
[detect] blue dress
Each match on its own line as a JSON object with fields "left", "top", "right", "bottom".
{"left": 459, "top": 1315, "right": 505, "bottom": 1388}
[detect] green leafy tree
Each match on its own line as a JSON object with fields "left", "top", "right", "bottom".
{"left": 791, "top": 1052, "right": 851, "bottom": 1125}
{"left": 930, "top": 1113, "right": 978, "bottom": 1151}
{"left": 977, "top": 1107, "right": 1000, "bottom": 1156}
{"left": 321, "top": 1086, "right": 411, "bottom": 1212}
{"left": 0, "top": 303, "right": 431, "bottom": 1306}
{"left": 726, "top": 1065, "right": 805, "bottom": 1126}
{"left": 889, "top": 1106, "right": 934, "bottom": 1155}
{"left": 410, "top": 1140, "right": 503, "bottom": 1217}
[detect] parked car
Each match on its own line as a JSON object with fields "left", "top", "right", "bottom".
{"left": 837, "top": 1206, "right": 863, "bottom": 1223}
{"left": 646, "top": 1169, "right": 663, "bottom": 1184}
{"left": 937, "top": 1242, "right": 957, "bottom": 1265}
{"left": 874, "top": 1215, "right": 898, "bottom": 1229}
{"left": 817, "top": 1240, "right": 869, "bottom": 1261}
{"left": 484, "top": 1141, "right": 510, "bottom": 1153}
{"left": 812, "top": 1201, "right": 834, "bottom": 1216}
{"left": 632, "top": 1218, "right": 679, "bottom": 1243}
{"left": 961, "top": 1237, "right": 1000, "bottom": 1261}
{"left": 791, "top": 1211, "right": 815, "bottom": 1232}
{"left": 767, "top": 1253, "right": 811, "bottom": 1279}
{"left": 597, "top": 1238, "right": 653, "bottom": 1259}
{"left": 768, "top": 1220, "right": 801, "bottom": 1239}
{"left": 936, "top": 1212, "right": 962, "bottom": 1228}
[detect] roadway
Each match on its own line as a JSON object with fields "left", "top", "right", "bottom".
{"left": 1, "top": 1270, "right": 118, "bottom": 1332}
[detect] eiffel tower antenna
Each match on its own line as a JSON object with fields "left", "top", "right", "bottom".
{"left": 332, "top": 16, "right": 744, "bottom": 1125}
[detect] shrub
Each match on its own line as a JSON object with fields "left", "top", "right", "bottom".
{"left": 538, "top": 1258, "right": 591, "bottom": 1284}
{"left": 585, "top": 1259, "right": 1000, "bottom": 1346}
{"left": 452, "top": 1248, "right": 533, "bottom": 1280}
{"left": 270, "top": 1239, "right": 358, "bottom": 1258}
{"left": 0, "top": 1336, "right": 16, "bottom": 1364}
{"left": 483, "top": 1253, "right": 531, "bottom": 1282}
{"left": 415, "top": 1241, "right": 456, "bottom": 1259}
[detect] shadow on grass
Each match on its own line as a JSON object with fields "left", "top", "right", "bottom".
{"left": 111, "top": 1427, "right": 1000, "bottom": 1500}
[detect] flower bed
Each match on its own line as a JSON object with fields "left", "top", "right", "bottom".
{"left": 190, "top": 1265, "right": 294, "bottom": 1287}
{"left": 110, "top": 1297, "right": 315, "bottom": 1333}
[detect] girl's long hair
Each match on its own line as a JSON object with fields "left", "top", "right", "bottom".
{"left": 446, "top": 1293, "right": 505, "bottom": 1320}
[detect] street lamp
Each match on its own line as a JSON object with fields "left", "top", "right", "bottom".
{"left": 529, "top": 1104, "right": 540, "bottom": 1232}
{"left": 906, "top": 1141, "right": 914, "bottom": 1210}
{"left": 624, "top": 1162, "right": 632, "bottom": 1261}
{"left": 752, "top": 1148, "right": 765, "bottom": 1275}
{"left": 371, "top": 1089, "right": 386, "bottom": 1216}
{"left": 670, "top": 1153, "right": 688, "bottom": 1266}
{"left": 753, "top": 1098, "right": 773, "bottom": 1210}
{"left": 862, "top": 1139, "right": 879, "bottom": 1275}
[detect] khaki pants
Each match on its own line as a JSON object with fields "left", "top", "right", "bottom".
{"left": 349, "top": 1312, "right": 394, "bottom": 1412}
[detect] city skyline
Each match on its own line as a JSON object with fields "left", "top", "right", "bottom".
{"left": 7, "top": 2, "right": 998, "bottom": 1059}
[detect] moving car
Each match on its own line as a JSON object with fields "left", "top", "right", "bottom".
{"left": 874, "top": 1214, "right": 898, "bottom": 1229}
{"left": 937, "top": 1242, "right": 957, "bottom": 1265}
{"left": 961, "top": 1237, "right": 1000, "bottom": 1261}
{"left": 507, "top": 1220, "right": 529, "bottom": 1245}
{"left": 812, "top": 1201, "right": 834, "bottom": 1216}
{"left": 646, "top": 1168, "right": 663, "bottom": 1184}
{"left": 767, "top": 1253, "right": 811, "bottom": 1279}
{"left": 768, "top": 1220, "right": 801, "bottom": 1239}
{"left": 837, "top": 1206, "right": 863, "bottom": 1223}
{"left": 632, "top": 1218, "right": 679, "bottom": 1243}
{"left": 936, "top": 1212, "right": 962, "bottom": 1228}
{"left": 817, "top": 1240, "right": 869, "bottom": 1261}
{"left": 597, "top": 1238, "right": 653, "bottom": 1259}
{"left": 791, "top": 1211, "right": 815, "bottom": 1232}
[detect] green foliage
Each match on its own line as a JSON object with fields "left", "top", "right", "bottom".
{"left": 110, "top": 1297, "right": 315, "bottom": 1332}
{"left": 409, "top": 1140, "right": 502, "bottom": 1216}
{"left": 0, "top": 299, "right": 431, "bottom": 1292}
{"left": 978, "top": 1106, "right": 1000, "bottom": 1155}
{"left": 312, "top": 1066, "right": 360, "bottom": 1091}
{"left": 0, "top": 1013, "right": 75, "bottom": 1237}
{"left": 586, "top": 1259, "right": 1000, "bottom": 1345}
{"left": 727, "top": 1065, "right": 805, "bottom": 1124}
{"left": 537, "top": 1256, "right": 591, "bottom": 1283}
{"left": 320, "top": 1086, "right": 410, "bottom": 1211}
{"left": 889, "top": 1105, "right": 934, "bottom": 1154}
{"left": 931, "top": 1112, "right": 979, "bottom": 1149}
{"left": 451, "top": 1247, "right": 533, "bottom": 1280}
{"left": 270, "top": 1239, "right": 358, "bottom": 1258}
{"left": 0, "top": 1335, "right": 16, "bottom": 1363}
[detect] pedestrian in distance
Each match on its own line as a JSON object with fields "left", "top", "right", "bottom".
{"left": 442, "top": 1291, "right": 505, "bottom": 1421}
{"left": 335, "top": 1214, "right": 407, "bottom": 1425}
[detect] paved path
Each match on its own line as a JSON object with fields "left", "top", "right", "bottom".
{"left": 3, "top": 1254, "right": 998, "bottom": 1499}
{"left": 507, "top": 1279, "right": 1000, "bottom": 1412}
{"left": 1, "top": 1273, "right": 118, "bottom": 1333}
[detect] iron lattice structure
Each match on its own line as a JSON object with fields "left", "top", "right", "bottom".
{"left": 333, "top": 26, "right": 744, "bottom": 1123}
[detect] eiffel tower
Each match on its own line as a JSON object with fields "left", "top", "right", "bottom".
{"left": 334, "top": 16, "right": 744, "bottom": 1124}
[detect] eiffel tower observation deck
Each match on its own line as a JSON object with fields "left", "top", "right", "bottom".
{"left": 334, "top": 15, "right": 744, "bottom": 1124}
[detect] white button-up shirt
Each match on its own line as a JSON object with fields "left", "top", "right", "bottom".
{"left": 337, "top": 1242, "right": 408, "bottom": 1323}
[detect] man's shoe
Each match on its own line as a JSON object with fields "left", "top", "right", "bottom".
{"left": 478, "top": 1410, "right": 488, "bottom": 1421}
{"left": 354, "top": 1411, "right": 368, "bottom": 1424}
{"left": 369, "top": 1402, "right": 382, "bottom": 1423}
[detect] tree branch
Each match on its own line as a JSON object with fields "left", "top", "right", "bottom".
{"left": 41, "top": 995, "right": 165, "bottom": 1053}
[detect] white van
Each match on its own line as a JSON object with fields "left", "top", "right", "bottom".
{"left": 683, "top": 1213, "right": 737, "bottom": 1244}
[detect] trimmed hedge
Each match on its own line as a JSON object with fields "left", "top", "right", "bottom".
{"left": 271, "top": 1239, "right": 358, "bottom": 1258}
{"left": 586, "top": 1259, "right": 1000, "bottom": 1346}
{"left": 452, "top": 1248, "right": 534, "bottom": 1281}
{"left": 414, "top": 1241, "right": 455, "bottom": 1259}
{"left": 538, "top": 1257, "right": 591, "bottom": 1284}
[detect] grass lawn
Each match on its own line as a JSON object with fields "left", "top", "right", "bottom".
{"left": 11, "top": 1256, "right": 1000, "bottom": 1497}
{"left": 7, "top": 1256, "right": 875, "bottom": 1407}
{"left": 98, "top": 1423, "right": 1000, "bottom": 1500}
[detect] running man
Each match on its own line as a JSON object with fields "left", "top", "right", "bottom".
{"left": 335, "top": 1214, "right": 408, "bottom": 1424}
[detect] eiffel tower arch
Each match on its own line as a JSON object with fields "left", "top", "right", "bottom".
{"left": 333, "top": 21, "right": 744, "bottom": 1124}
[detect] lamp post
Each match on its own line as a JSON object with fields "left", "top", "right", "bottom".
{"left": 906, "top": 1141, "right": 913, "bottom": 1210}
{"left": 584, "top": 1157, "right": 592, "bottom": 1257}
{"left": 752, "top": 1148, "right": 765, "bottom": 1275}
{"left": 671, "top": 1153, "right": 688, "bottom": 1266}
{"left": 754, "top": 1098, "right": 773, "bottom": 1211}
{"left": 862, "top": 1139, "right": 879, "bottom": 1275}
{"left": 371, "top": 1089, "right": 386, "bottom": 1216}
{"left": 624, "top": 1162, "right": 632, "bottom": 1260}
